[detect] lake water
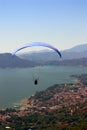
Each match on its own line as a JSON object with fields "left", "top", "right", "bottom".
{"left": 0, "top": 66, "right": 87, "bottom": 108}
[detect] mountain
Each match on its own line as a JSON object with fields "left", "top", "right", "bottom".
{"left": 61, "top": 43, "right": 87, "bottom": 59}
{"left": 65, "top": 43, "right": 87, "bottom": 52}
{"left": 21, "top": 43, "right": 87, "bottom": 60}
{"left": 0, "top": 53, "right": 37, "bottom": 68}
{"left": 0, "top": 44, "right": 87, "bottom": 68}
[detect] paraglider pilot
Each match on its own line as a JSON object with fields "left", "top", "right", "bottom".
{"left": 34, "top": 79, "right": 38, "bottom": 85}
{"left": 33, "top": 76, "right": 39, "bottom": 85}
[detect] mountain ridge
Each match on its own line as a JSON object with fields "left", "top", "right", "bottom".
{"left": 20, "top": 43, "right": 87, "bottom": 60}
{"left": 64, "top": 43, "right": 87, "bottom": 52}
{"left": 0, "top": 43, "right": 87, "bottom": 68}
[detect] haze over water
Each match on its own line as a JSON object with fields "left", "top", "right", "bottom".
{"left": 0, "top": 66, "right": 87, "bottom": 108}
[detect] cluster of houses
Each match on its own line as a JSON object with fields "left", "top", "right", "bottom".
{"left": 0, "top": 82, "right": 87, "bottom": 123}
{"left": 26, "top": 83, "right": 87, "bottom": 110}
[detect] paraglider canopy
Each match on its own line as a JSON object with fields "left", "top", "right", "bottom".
{"left": 12, "top": 42, "right": 62, "bottom": 58}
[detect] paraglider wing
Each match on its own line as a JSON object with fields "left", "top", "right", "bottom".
{"left": 12, "top": 42, "right": 61, "bottom": 58}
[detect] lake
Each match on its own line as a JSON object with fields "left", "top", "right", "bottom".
{"left": 0, "top": 66, "right": 87, "bottom": 108}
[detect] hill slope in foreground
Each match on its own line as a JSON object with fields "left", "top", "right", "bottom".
{"left": 0, "top": 74, "right": 87, "bottom": 130}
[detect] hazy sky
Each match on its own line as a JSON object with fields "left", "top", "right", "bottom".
{"left": 0, "top": 0, "right": 87, "bottom": 53}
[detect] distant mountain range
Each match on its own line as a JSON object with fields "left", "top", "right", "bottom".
{"left": 61, "top": 43, "right": 87, "bottom": 59}
{"left": 0, "top": 53, "right": 36, "bottom": 68}
{"left": 0, "top": 43, "right": 87, "bottom": 68}
{"left": 65, "top": 43, "right": 87, "bottom": 52}
{"left": 20, "top": 43, "right": 87, "bottom": 61}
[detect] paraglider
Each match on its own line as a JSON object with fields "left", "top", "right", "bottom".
{"left": 12, "top": 42, "right": 62, "bottom": 85}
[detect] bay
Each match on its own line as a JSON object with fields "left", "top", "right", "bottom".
{"left": 0, "top": 66, "right": 87, "bottom": 108}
